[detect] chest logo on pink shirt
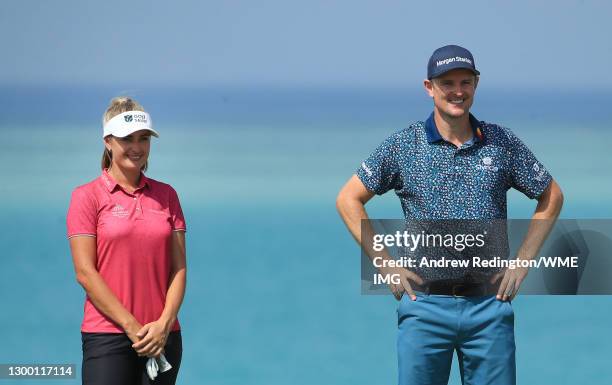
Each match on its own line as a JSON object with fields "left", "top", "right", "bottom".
{"left": 111, "top": 204, "right": 129, "bottom": 218}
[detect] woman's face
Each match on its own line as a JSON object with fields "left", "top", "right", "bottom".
{"left": 104, "top": 130, "right": 151, "bottom": 171}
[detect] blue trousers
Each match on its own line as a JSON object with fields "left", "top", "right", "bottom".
{"left": 397, "top": 294, "right": 515, "bottom": 385}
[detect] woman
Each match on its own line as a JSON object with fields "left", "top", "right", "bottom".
{"left": 67, "top": 97, "right": 186, "bottom": 385}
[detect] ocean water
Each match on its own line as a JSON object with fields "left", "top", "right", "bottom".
{"left": 1, "top": 86, "right": 611, "bottom": 384}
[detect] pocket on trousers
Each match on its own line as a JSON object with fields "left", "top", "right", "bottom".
{"left": 504, "top": 300, "right": 514, "bottom": 314}
{"left": 397, "top": 292, "right": 411, "bottom": 311}
{"left": 397, "top": 293, "right": 423, "bottom": 325}
{"left": 496, "top": 299, "right": 515, "bottom": 327}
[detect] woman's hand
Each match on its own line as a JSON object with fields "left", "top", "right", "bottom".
{"left": 132, "top": 319, "right": 171, "bottom": 358}
{"left": 124, "top": 318, "right": 144, "bottom": 345}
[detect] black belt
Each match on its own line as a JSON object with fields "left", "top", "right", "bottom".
{"left": 421, "top": 280, "right": 494, "bottom": 297}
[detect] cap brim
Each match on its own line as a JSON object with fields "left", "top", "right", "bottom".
{"left": 108, "top": 126, "right": 159, "bottom": 138}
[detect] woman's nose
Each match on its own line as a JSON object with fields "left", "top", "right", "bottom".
{"left": 127, "top": 139, "right": 143, "bottom": 152}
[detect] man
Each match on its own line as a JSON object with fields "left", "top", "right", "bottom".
{"left": 336, "top": 45, "right": 564, "bottom": 385}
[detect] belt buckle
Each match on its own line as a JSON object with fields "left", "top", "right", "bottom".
{"left": 452, "top": 284, "right": 467, "bottom": 297}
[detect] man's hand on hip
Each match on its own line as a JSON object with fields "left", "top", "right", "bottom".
{"left": 491, "top": 265, "right": 529, "bottom": 301}
{"left": 381, "top": 266, "right": 424, "bottom": 301}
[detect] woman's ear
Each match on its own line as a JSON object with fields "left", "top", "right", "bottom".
{"left": 103, "top": 136, "right": 112, "bottom": 151}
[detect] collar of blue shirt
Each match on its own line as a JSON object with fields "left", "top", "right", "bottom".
{"left": 424, "top": 112, "right": 483, "bottom": 144}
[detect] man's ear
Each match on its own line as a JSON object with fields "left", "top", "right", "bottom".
{"left": 423, "top": 79, "right": 434, "bottom": 98}
{"left": 474, "top": 75, "right": 479, "bottom": 90}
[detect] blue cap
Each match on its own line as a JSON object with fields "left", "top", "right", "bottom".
{"left": 427, "top": 45, "right": 480, "bottom": 79}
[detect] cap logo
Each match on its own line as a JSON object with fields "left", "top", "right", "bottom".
{"left": 122, "top": 114, "right": 147, "bottom": 123}
{"left": 436, "top": 56, "right": 473, "bottom": 67}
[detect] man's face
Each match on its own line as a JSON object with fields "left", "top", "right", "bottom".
{"left": 424, "top": 69, "right": 478, "bottom": 119}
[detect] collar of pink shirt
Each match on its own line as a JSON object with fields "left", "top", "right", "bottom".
{"left": 100, "top": 168, "right": 150, "bottom": 194}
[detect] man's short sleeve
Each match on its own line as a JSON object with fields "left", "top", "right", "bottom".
{"left": 356, "top": 132, "right": 402, "bottom": 195}
{"left": 66, "top": 187, "right": 97, "bottom": 238}
{"left": 169, "top": 187, "right": 186, "bottom": 232}
{"left": 506, "top": 131, "right": 553, "bottom": 199}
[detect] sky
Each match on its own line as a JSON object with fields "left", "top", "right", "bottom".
{"left": 1, "top": 0, "right": 610, "bottom": 89}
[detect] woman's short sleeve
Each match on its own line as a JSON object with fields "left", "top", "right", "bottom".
{"left": 66, "top": 187, "right": 97, "bottom": 238}
{"left": 169, "top": 187, "right": 186, "bottom": 232}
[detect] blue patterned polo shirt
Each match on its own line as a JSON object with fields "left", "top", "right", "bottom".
{"left": 357, "top": 112, "right": 553, "bottom": 220}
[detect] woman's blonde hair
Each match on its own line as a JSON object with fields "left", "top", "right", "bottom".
{"left": 101, "top": 96, "right": 148, "bottom": 171}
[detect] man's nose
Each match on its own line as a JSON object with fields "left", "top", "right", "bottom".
{"left": 452, "top": 84, "right": 464, "bottom": 95}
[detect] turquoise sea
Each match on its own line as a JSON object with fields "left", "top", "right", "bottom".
{"left": 1, "top": 86, "right": 611, "bottom": 384}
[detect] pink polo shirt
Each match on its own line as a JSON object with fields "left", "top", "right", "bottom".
{"left": 67, "top": 169, "right": 186, "bottom": 333}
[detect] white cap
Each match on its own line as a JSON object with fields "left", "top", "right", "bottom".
{"left": 103, "top": 111, "right": 159, "bottom": 138}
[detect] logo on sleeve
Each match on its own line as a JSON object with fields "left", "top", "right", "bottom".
{"left": 533, "top": 162, "right": 546, "bottom": 181}
{"left": 361, "top": 162, "right": 373, "bottom": 177}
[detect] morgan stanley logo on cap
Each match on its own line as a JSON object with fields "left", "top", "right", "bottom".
{"left": 103, "top": 111, "right": 160, "bottom": 138}
{"left": 427, "top": 45, "right": 480, "bottom": 79}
